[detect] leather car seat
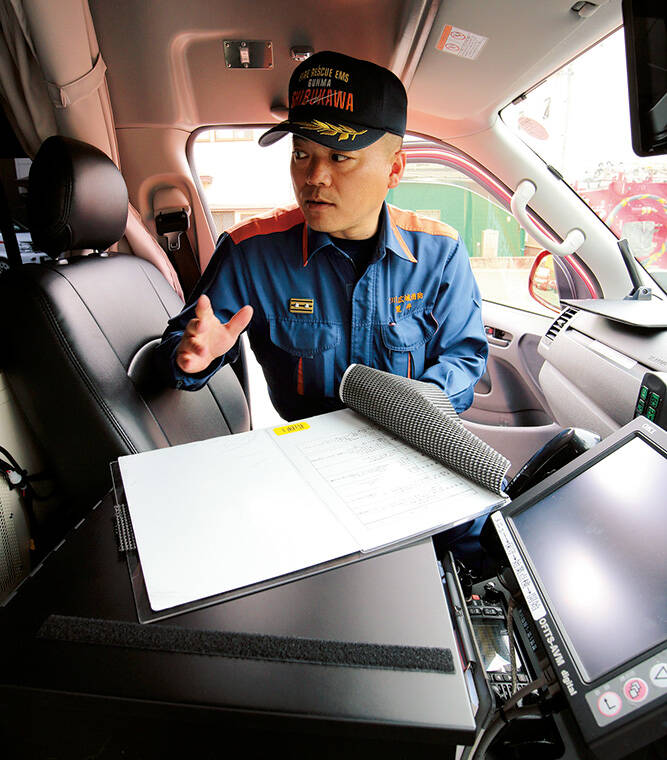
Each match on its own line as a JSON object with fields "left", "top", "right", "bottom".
{"left": 0, "top": 136, "right": 250, "bottom": 535}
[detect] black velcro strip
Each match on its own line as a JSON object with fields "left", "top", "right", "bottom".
{"left": 113, "top": 502, "right": 136, "bottom": 552}
{"left": 37, "top": 615, "right": 454, "bottom": 674}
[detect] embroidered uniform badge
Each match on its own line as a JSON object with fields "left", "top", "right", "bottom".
{"left": 289, "top": 298, "right": 314, "bottom": 314}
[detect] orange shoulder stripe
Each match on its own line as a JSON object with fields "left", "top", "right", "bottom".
{"left": 388, "top": 205, "right": 459, "bottom": 240}
{"left": 388, "top": 212, "right": 417, "bottom": 263}
{"left": 228, "top": 205, "right": 304, "bottom": 245}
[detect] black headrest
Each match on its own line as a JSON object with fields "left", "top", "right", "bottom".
{"left": 28, "top": 136, "right": 128, "bottom": 259}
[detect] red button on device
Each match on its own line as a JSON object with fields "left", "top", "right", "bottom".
{"left": 623, "top": 677, "right": 648, "bottom": 703}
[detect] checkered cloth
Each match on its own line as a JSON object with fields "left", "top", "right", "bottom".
{"left": 339, "top": 364, "right": 510, "bottom": 495}
{"left": 114, "top": 502, "right": 137, "bottom": 552}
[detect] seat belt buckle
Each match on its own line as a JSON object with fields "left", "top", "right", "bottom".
{"left": 153, "top": 187, "right": 192, "bottom": 252}
{"left": 155, "top": 209, "right": 189, "bottom": 251}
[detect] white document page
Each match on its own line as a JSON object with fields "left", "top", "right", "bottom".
{"left": 119, "top": 427, "right": 358, "bottom": 611}
{"left": 274, "top": 409, "right": 501, "bottom": 551}
{"left": 119, "top": 409, "right": 502, "bottom": 612}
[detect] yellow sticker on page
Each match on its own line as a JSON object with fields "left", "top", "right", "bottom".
{"left": 273, "top": 421, "right": 311, "bottom": 436}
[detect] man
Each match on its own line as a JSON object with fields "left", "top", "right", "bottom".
{"left": 157, "top": 51, "right": 488, "bottom": 421}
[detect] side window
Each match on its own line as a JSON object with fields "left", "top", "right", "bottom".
{"left": 192, "top": 127, "right": 294, "bottom": 239}
{"left": 386, "top": 146, "right": 553, "bottom": 316}
{"left": 501, "top": 29, "right": 667, "bottom": 294}
{"left": 192, "top": 126, "right": 293, "bottom": 428}
{"left": 190, "top": 129, "right": 558, "bottom": 425}
{"left": 192, "top": 130, "right": 557, "bottom": 317}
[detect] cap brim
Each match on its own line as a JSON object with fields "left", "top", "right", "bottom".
{"left": 258, "top": 119, "right": 385, "bottom": 150}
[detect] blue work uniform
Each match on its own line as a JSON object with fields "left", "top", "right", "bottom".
{"left": 156, "top": 202, "right": 488, "bottom": 421}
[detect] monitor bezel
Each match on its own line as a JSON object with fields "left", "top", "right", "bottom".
{"left": 494, "top": 417, "right": 667, "bottom": 751}
{"left": 622, "top": 0, "right": 667, "bottom": 157}
{"left": 505, "top": 426, "right": 666, "bottom": 684}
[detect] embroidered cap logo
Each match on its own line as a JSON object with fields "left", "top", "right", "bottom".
{"left": 294, "top": 120, "right": 368, "bottom": 143}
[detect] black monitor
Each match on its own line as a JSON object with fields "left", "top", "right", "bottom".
{"left": 622, "top": 0, "right": 667, "bottom": 156}
{"left": 492, "top": 416, "right": 667, "bottom": 759}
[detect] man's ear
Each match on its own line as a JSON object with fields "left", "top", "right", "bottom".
{"left": 388, "top": 149, "right": 407, "bottom": 189}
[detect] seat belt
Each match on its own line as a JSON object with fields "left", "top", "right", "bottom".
{"left": 153, "top": 187, "right": 201, "bottom": 298}
{"left": 0, "top": 176, "right": 22, "bottom": 269}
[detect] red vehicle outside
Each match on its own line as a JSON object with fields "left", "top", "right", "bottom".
{"left": 574, "top": 173, "right": 667, "bottom": 271}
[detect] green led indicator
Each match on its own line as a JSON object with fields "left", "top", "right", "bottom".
{"left": 647, "top": 407, "right": 656, "bottom": 421}
{"left": 640, "top": 386, "right": 649, "bottom": 400}
{"left": 649, "top": 393, "right": 660, "bottom": 409}
{"left": 637, "top": 399, "right": 645, "bottom": 414}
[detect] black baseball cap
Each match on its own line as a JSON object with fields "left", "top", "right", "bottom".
{"left": 259, "top": 51, "right": 407, "bottom": 151}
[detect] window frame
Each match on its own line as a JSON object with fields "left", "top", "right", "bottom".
{"left": 400, "top": 139, "right": 600, "bottom": 306}
{"left": 187, "top": 127, "right": 601, "bottom": 308}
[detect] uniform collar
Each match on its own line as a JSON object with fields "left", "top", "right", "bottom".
{"left": 384, "top": 203, "right": 418, "bottom": 263}
{"left": 302, "top": 203, "right": 417, "bottom": 266}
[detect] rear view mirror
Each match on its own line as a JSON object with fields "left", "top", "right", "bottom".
{"left": 528, "top": 250, "right": 560, "bottom": 312}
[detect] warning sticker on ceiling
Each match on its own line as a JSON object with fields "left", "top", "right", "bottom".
{"left": 436, "top": 25, "right": 488, "bottom": 60}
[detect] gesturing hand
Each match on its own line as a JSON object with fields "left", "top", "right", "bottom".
{"left": 175, "top": 294, "right": 253, "bottom": 374}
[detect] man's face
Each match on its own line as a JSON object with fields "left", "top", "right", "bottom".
{"left": 290, "top": 134, "right": 406, "bottom": 240}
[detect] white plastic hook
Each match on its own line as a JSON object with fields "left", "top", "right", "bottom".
{"left": 510, "top": 179, "right": 585, "bottom": 257}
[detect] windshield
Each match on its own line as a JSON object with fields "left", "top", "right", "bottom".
{"left": 502, "top": 29, "right": 667, "bottom": 284}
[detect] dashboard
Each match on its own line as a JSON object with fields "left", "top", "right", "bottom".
{"left": 538, "top": 301, "right": 667, "bottom": 438}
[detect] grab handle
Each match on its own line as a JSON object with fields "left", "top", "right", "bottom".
{"left": 510, "top": 179, "right": 585, "bottom": 257}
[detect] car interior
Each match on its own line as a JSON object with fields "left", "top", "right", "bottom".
{"left": 0, "top": 1, "right": 665, "bottom": 758}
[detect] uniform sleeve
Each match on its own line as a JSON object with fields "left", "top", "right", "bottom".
{"left": 154, "top": 232, "right": 252, "bottom": 390}
{"left": 417, "top": 236, "right": 488, "bottom": 413}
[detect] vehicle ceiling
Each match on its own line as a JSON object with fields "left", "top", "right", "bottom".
{"left": 90, "top": 0, "right": 623, "bottom": 140}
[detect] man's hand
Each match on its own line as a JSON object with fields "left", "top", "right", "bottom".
{"left": 175, "top": 294, "right": 253, "bottom": 374}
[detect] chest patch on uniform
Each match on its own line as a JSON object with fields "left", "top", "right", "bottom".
{"left": 389, "top": 292, "right": 423, "bottom": 313}
{"left": 289, "top": 298, "right": 314, "bottom": 314}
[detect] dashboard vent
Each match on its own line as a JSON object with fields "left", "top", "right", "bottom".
{"left": 544, "top": 306, "right": 578, "bottom": 342}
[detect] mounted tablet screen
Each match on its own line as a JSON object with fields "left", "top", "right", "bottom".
{"left": 509, "top": 434, "right": 667, "bottom": 683}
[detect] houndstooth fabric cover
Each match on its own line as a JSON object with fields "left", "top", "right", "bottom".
{"left": 114, "top": 502, "right": 137, "bottom": 552}
{"left": 339, "top": 364, "right": 510, "bottom": 495}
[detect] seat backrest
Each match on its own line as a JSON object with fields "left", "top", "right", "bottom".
{"left": 0, "top": 136, "right": 250, "bottom": 526}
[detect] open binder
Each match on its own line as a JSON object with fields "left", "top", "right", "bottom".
{"left": 113, "top": 365, "right": 511, "bottom": 623}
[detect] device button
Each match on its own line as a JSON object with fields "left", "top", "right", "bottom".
{"left": 623, "top": 677, "right": 649, "bottom": 703}
{"left": 649, "top": 392, "right": 660, "bottom": 409}
{"left": 636, "top": 398, "right": 646, "bottom": 414}
{"left": 469, "top": 607, "right": 481, "bottom": 616}
{"left": 640, "top": 385, "right": 649, "bottom": 401}
{"left": 483, "top": 607, "right": 498, "bottom": 615}
{"left": 518, "top": 674, "right": 529, "bottom": 683}
{"left": 597, "top": 691, "right": 622, "bottom": 717}
{"left": 649, "top": 663, "right": 667, "bottom": 688}
{"left": 647, "top": 407, "right": 656, "bottom": 421}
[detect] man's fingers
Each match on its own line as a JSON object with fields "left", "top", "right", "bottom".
{"left": 176, "top": 350, "right": 198, "bottom": 372}
{"left": 225, "top": 305, "right": 254, "bottom": 339}
{"left": 227, "top": 306, "right": 252, "bottom": 335}
{"left": 181, "top": 336, "right": 206, "bottom": 357}
{"left": 178, "top": 302, "right": 252, "bottom": 373}
{"left": 183, "top": 318, "right": 200, "bottom": 338}
{"left": 194, "top": 294, "right": 214, "bottom": 321}
{"left": 188, "top": 294, "right": 219, "bottom": 336}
